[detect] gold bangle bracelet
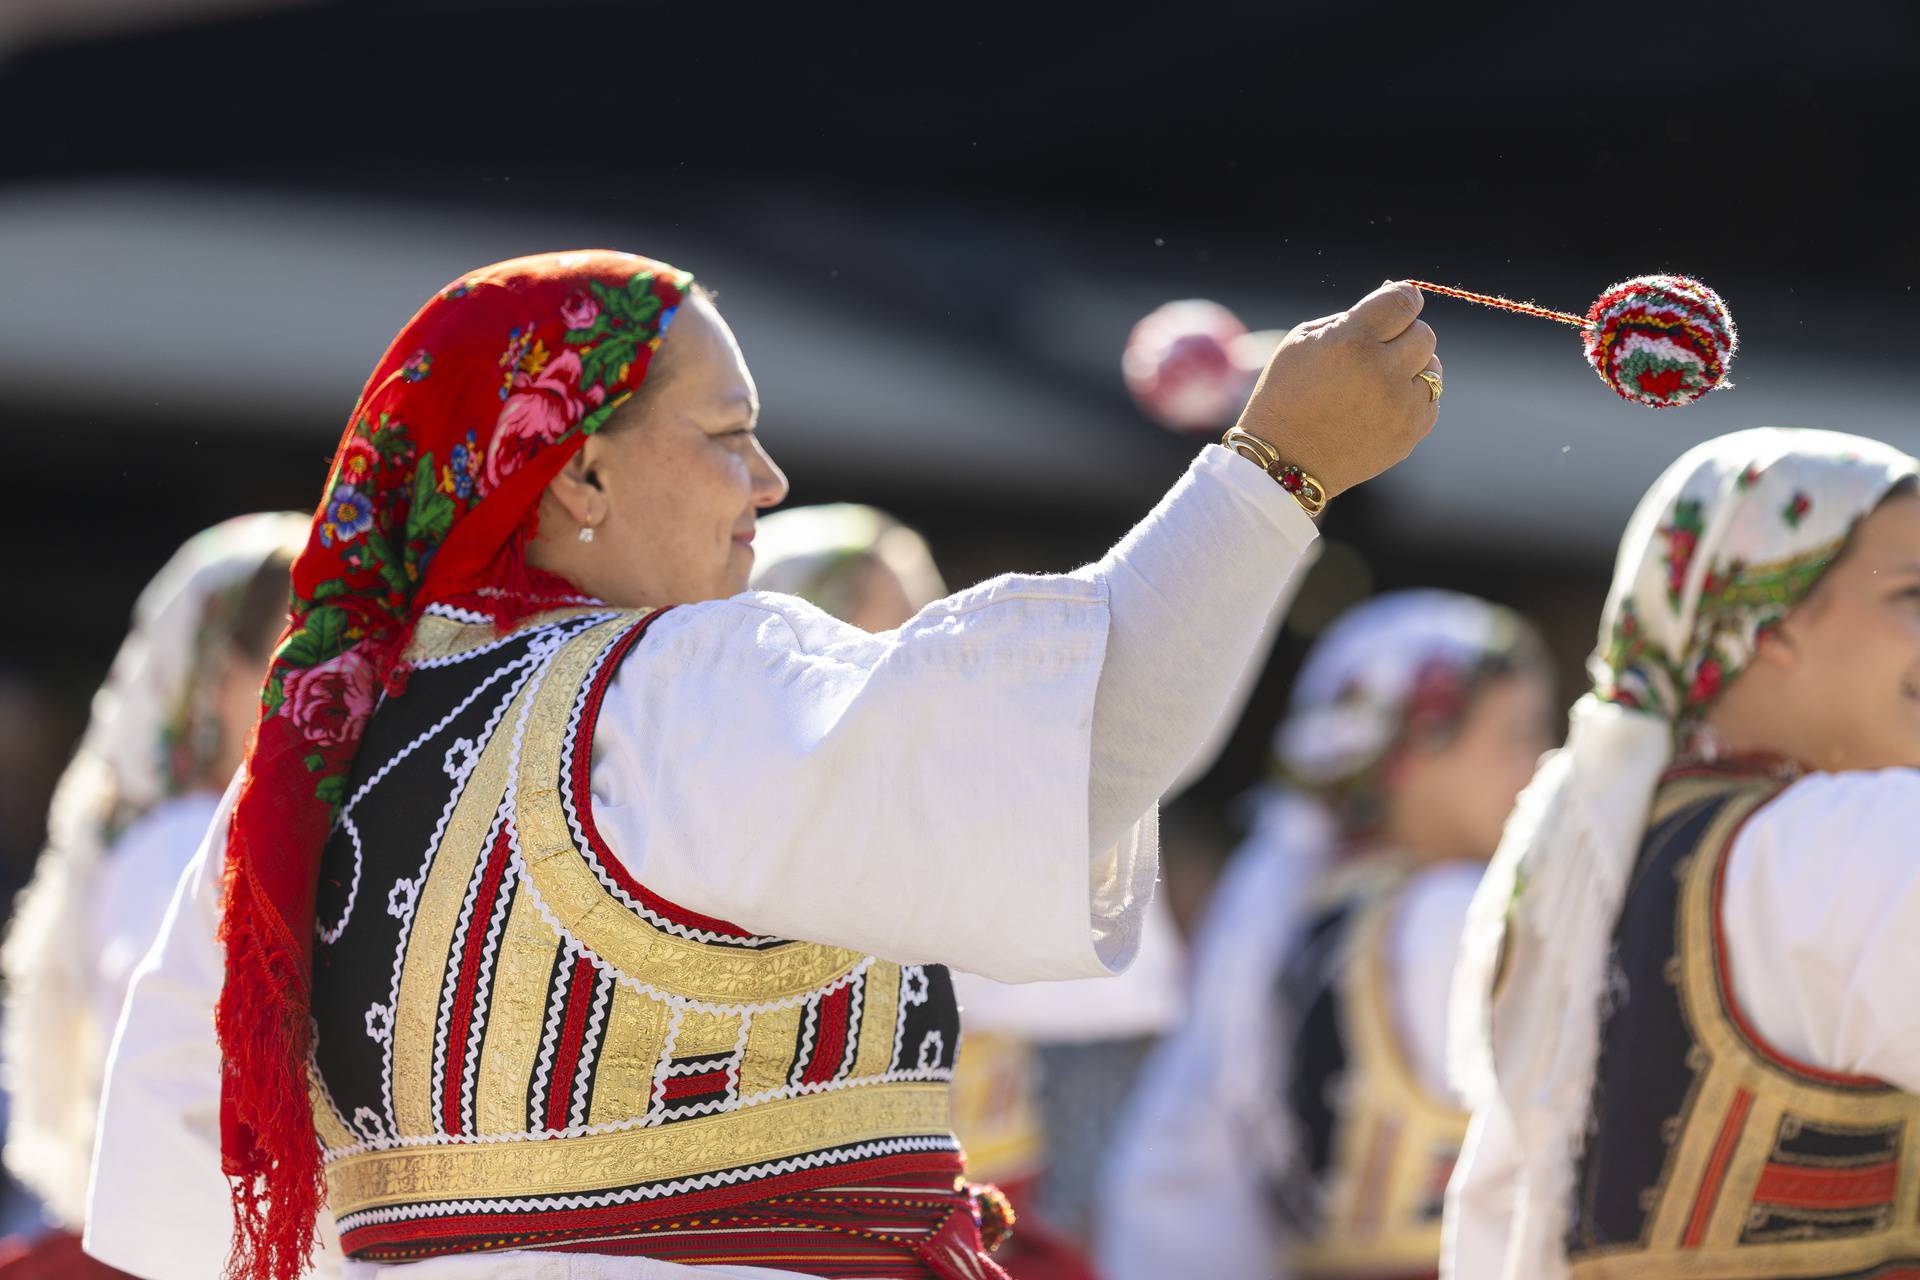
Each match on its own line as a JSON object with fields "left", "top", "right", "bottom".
{"left": 1221, "top": 428, "right": 1329, "bottom": 516}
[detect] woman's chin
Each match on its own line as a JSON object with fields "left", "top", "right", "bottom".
{"left": 725, "top": 544, "right": 755, "bottom": 593}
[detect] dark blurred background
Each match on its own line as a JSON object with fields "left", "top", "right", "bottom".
{"left": 2, "top": 0, "right": 1916, "bottom": 907}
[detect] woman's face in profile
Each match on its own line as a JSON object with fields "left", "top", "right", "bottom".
{"left": 1392, "top": 668, "right": 1557, "bottom": 861}
{"left": 571, "top": 293, "right": 790, "bottom": 607}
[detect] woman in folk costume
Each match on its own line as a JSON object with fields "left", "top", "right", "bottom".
{"left": 1446, "top": 427, "right": 1920, "bottom": 1280}
{"left": 1098, "top": 590, "right": 1553, "bottom": 1280}
{"left": 0, "top": 514, "right": 304, "bottom": 1276}
{"left": 85, "top": 253, "right": 1440, "bottom": 1280}
{"left": 748, "top": 505, "right": 1204, "bottom": 1280}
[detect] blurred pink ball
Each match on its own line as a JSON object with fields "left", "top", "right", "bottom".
{"left": 1122, "top": 299, "right": 1256, "bottom": 433}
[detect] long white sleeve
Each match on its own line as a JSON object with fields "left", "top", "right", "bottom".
{"left": 592, "top": 445, "right": 1317, "bottom": 984}
{"left": 1083, "top": 446, "right": 1319, "bottom": 849}
{"left": 1721, "top": 769, "right": 1920, "bottom": 1092}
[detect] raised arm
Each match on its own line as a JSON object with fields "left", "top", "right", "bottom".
{"left": 588, "top": 284, "right": 1441, "bottom": 983}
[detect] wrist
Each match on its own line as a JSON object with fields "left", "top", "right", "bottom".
{"left": 1220, "top": 428, "right": 1330, "bottom": 516}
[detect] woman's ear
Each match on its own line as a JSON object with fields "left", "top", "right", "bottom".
{"left": 544, "top": 448, "right": 602, "bottom": 527}
{"left": 1753, "top": 611, "right": 1804, "bottom": 672}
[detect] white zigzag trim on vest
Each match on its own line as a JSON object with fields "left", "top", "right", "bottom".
{"left": 510, "top": 850, "right": 876, "bottom": 1020}
{"left": 456, "top": 821, "right": 519, "bottom": 1135}
{"left": 408, "top": 606, "right": 618, "bottom": 672}
{"left": 527, "top": 935, "right": 584, "bottom": 1134}
{"left": 431, "top": 799, "right": 511, "bottom": 1137}
{"left": 329, "top": 1133, "right": 962, "bottom": 1234}
{"left": 317, "top": 1058, "right": 952, "bottom": 1160}
{"left": 359, "top": 621, "right": 574, "bottom": 1139}
{"left": 319, "top": 616, "right": 584, "bottom": 947}
{"left": 567, "top": 967, "right": 617, "bottom": 1130}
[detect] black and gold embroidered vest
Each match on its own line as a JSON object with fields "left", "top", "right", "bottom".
{"left": 1567, "top": 762, "right": 1920, "bottom": 1278}
{"left": 1275, "top": 854, "right": 1469, "bottom": 1280}
{"left": 306, "top": 604, "right": 965, "bottom": 1262}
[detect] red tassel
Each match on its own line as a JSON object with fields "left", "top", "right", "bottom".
{"left": 216, "top": 854, "right": 325, "bottom": 1280}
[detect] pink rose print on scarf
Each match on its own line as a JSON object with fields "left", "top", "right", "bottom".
{"left": 484, "top": 347, "right": 606, "bottom": 490}
{"left": 279, "top": 648, "right": 382, "bottom": 751}
{"left": 559, "top": 289, "right": 601, "bottom": 331}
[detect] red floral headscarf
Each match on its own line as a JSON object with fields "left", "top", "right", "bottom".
{"left": 217, "top": 250, "right": 692, "bottom": 1280}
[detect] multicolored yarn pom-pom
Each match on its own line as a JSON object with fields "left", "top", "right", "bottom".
{"left": 1582, "top": 274, "right": 1737, "bottom": 409}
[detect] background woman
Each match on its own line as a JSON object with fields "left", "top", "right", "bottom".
{"left": 1101, "top": 590, "right": 1552, "bottom": 1280}
{"left": 1, "top": 514, "right": 304, "bottom": 1272}
{"left": 1448, "top": 428, "right": 1920, "bottom": 1279}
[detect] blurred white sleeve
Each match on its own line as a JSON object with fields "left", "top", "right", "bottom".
{"left": 590, "top": 446, "right": 1317, "bottom": 985}
{"left": 1096, "top": 816, "right": 1328, "bottom": 1280}
{"left": 1721, "top": 769, "right": 1920, "bottom": 1092}
{"left": 1442, "top": 1093, "right": 1525, "bottom": 1280}
{"left": 85, "top": 786, "right": 238, "bottom": 1279}
{"left": 1391, "top": 862, "right": 1484, "bottom": 1103}
{"left": 86, "top": 792, "right": 222, "bottom": 1049}
{"left": 85, "top": 780, "right": 342, "bottom": 1279}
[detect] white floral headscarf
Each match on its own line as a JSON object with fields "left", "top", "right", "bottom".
{"left": 1, "top": 511, "right": 306, "bottom": 1227}
{"left": 1448, "top": 428, "right": 1917, "bottom": 1280}
{"left": 1276, "top": 589, "right": 1543, "bottom": 828}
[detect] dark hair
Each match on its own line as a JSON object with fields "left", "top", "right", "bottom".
{"left": 227, "top": 550, "right": 297, "bottom": 662}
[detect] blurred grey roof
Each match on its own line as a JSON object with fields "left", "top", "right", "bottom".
{"left": 4, "top": 180, "right": 1915, "bottom": 554}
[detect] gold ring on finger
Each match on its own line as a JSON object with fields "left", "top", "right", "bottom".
{"left": 1417, "top": 370, "right": 1443, "bottom": 402}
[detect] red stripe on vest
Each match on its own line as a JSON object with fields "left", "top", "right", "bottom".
{"left": 1683, "top": 1088, "right": 1753, "bottom": 1248}
{"left": 439, "top": 822, "right": 514, "bottom": 1136}
{"left": 661, "top": 1068, "right": 731, "bottom": 1101}
{"left": 1753, "top": 1158, "right": 1900, "bottom": 1211}
{"left": 544, "top": 956, "right": 599, "bottom": 1132}
{"left": 798, "top": 984, "right": 855, "bottom": 1086}
{"left": 339, "top": 1148, "right": 966, "bottom": 1260}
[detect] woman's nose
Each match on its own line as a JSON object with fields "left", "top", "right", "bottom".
{"left": 749, "top": 436, "right": 790, "bottom": 509}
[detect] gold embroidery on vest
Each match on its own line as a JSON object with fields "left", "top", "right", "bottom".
{"left": 309, "top": 1064, "right": 359, "bottom": 1152}
{"left": 1569, "top": 774, "right": 1920, "bottom": 1279}
{"left": 472, "top": 885, "right": 562, "bottom": 1134}
{"left": 1292, "top": 863, "right": 1469, "bottom": 1279}
{"left": 327, "top": 1082, "right": 954, "bottom": 1217}
{"left": 323, "top": 609, "right": 958, "bottom": 1229}
{"left": 850, "top": 961, "right": 903, "bottom": 1082}
{"left": 391, "top": 670, "right": 534, "bottom": 1138}
{"left": 586, "top": 982, "right": 670, "bottom": 1127}
{"left": 404, "top": 607, "right": 613, "bottom": 667}
{"left": 512, "top": 618, "right": 866, "bottom": 1003}
{"left": 671, "top": 1007, "right": 746, "bottom": 1060}
{"left": 950, "top": 1032, "right": 1045, "bottom": 1185}
{"left": 738, "top": 1003, "right": 806, "bottom": 1099}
